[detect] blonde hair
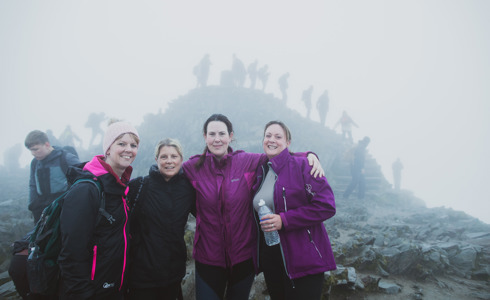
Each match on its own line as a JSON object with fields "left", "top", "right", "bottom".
{"left": 155, "top": 138, "right": 184, "bottom": 159}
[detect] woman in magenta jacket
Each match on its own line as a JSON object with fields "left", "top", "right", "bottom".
{"left": 253, "top": 120, "right": 336, "bottom": 300}
{"left": 182, "top": 114, "right": 323, "bottom": 300}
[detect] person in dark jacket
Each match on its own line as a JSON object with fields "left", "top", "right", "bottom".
{"left": 253, "top": 121, "right": 336, "bottom": 300}
{"left": 25, "top": 130, "right": 80, "bottom": 224}
{"left": 342, "top": 136, "right": 371, "bottom": 200}
{"left": 126, "top": 138, "right": 196, "bottom": 300}
{"left": 59, "top": 120, "right": 140, "bottom": 300}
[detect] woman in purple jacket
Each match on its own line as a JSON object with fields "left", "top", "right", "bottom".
{"left": 182, "top": 114, "right": 323, "bottom": 300}
{"left": 253, "top": 120, "right": 336, "bottom": 300}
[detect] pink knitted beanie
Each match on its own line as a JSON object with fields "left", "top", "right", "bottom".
{"left": 103, "top": 121, "right": 139, "bottom": 155}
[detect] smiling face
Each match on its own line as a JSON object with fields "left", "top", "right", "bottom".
{"left": 105, "top": 133, "right": 139, "bottom": 177}
{"left": 205, "top": 121, "right": 233, "bottom": 160}
{"left": 156, "top": 145, "right": 183, "bottom": 181}
{"left": 263, "top": 123, "right": 291, "bottom": 159}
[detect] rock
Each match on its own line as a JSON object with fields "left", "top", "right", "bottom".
{"left": 450, "top": 246, "right": 478, "bottom": 276}
{"left": 325, "top": 265, "right": 357, "bottom": 290}
{"left": 378, "top": 280, "right": 401, "bottom": 294}
{"left": 0, "top": 280, "right": 18, "bottom": 299}
{"left": 360, "top": 275, "right": 380, "bottom": 292}
{"left": 466, "top": 232, "right": 490, "bottom": 239}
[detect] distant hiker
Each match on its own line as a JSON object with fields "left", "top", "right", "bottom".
{"left": 247, "top": 59, "right": 258, "bottom": 89}
{"left": 126, "top": 138, "right": 196, "bottom": 300}
{"left": 301, "top": 85, "right": 314, "bottom": 119}
{"left": 46, "top": 129, "right": 61, "bottom": 147}
{"left": 85, "top": 112, "right": 106, "bottom": 147}
{"left": 58, "top": 125, "right": 82, "bottom": 148}
{"left": 278, "top": 72, "right": 289, "bottom": 102}
{"left": 343, "top": 136, "right": 371, "bottom": 200}
{"left": 316, "top": 90, "right": 329, "bottom": 126}
{"left": 232, "top": 54, "right": 246, "bottom": 87}
{"left": 257, "top": 64, "right": 270, "bottom": 91}
{"left": 4, "top": 143, "right": 22, "bottom": 174}
{"left": 253, "top": 121, "right": 336, "bottom": 300}
{"left": 194, "top": 54, "right": 212, "bottom": 88}
{"left": 59, "top": 120, "right": 139, "bottom": 299}
{"left": 334, "top": 111, "right": 358, "bottom": 143}
{"left": 392, "top": 158, "right": 403, "bottom": 191}
{"left": 25, "top": 130, "right": 80, "bottom": 224}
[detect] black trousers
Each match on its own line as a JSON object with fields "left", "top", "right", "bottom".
{"left": 126, "top": 281, "right": 182, "bottom": 300}
{"left": 260, "top": 242, "right": 324, "bottom": 300}
{"left": 195, "top": 259, "right": 255, "bottom": 300}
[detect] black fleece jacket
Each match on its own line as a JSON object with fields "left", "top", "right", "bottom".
{"left": 127, "top": 165, "right": 196, "bottom": 289}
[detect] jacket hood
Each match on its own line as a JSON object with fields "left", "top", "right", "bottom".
{"left": 39, "top": 146, "right": 64, "bottom": 164}
{"left": 66, "top": 155, "right": 132, "bottom": 189}
{"left": 84, "top": 155, "right": 133, "bottom": 186}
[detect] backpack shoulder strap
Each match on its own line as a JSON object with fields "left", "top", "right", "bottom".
{"left": 60, "top": 149, "right": 69, "bottom": 175}
{"left": 132, "top": 176, "right": 149, "bottom": 210}
{"left": 73, "top": 178, "right": 114, "bottom": 225}
{"left": 129, "top": 176, "right": 149, "bottom": 218}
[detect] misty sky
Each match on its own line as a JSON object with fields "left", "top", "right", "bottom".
{"left": 1, "top": 1, "right": 489, "bottom": 223}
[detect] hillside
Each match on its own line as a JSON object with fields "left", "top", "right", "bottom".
{"left": 1, "top": 86, "right": 489, "bottom": 299}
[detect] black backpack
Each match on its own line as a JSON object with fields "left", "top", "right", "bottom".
{"left": 27, "top": 177, "right": 114, "bottom": 295}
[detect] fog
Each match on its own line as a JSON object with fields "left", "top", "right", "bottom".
{"left": 1, "top": 1, "right": 489, "bottom": 223}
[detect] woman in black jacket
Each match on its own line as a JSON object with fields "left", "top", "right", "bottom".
{"left": 126, "top": 138, "right": 196, "bottom": 300}
{"left": 59, "top": 120, "right": 140, "bottom": 300}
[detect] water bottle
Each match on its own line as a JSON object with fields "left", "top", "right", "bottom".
{"left": 258, "top": 199, "right": 280, "bottom": 246}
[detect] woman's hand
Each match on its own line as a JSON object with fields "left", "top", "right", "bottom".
{"left": 260, "top": 214, "right": 283, "bottom": 232}
{"left": 307, "top": 153, "right": 325, "bottom": 178}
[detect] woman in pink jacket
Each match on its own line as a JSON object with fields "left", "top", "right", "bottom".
{"left": 182, "top": 114, "right": 323, "bottom": 300}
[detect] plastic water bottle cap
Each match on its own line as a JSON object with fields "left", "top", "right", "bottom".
{"left": 258, "top": 199, "right": 265, "bottom": 206}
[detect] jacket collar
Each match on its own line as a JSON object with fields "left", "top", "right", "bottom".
{"left": 149, "top": 164, "right": 184, "bottom": 183}
{"left": 39, "top": 147, "right": 63, "bottom": 164}
{"left": 268, "top": 148, "right": 291, "bottom": 174}
{"left": 205, "top": 146, "right": 243, "bottom": 168}
{"left": 84, "top": 155, "right": 133, "bottom": 186}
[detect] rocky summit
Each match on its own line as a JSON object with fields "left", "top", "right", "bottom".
{"left": 1, "top": 87, "right": 489, "bottom": 299}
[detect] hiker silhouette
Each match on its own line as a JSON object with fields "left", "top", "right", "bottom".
{"left": 278, "top": 72, "right": 290, "bottom": 102}
{"left": 3, "top": 143, "right": 22, "bottom": 174}
{"left": 301, "top": 86, "right": 314, "bottom": 119}
{"left": 231, "top": 54, "right": 246, "bottom": 87}
{"left": 334, "top": 111, "right": 358, "bottom": 143}
{"left": 392, "top": 158, "right": 404, "bottom": 191}
{"left": 59, "top": 125, "right": 82, "bottom": 148}
{"left": 46, "top": 129, "right": 61, "bottom": 147}
{"left": 343, "top": 136, "right": 371, "bottom": 200}
{"left": 257, "top": 65, "right": 270, "bottom": 91}
{"left": 247, "top": 59, "right": 258, "bottom": 89}
{"left": 193, "top": 54, "right": 212, "bottom": 88}
{"left": 316, "top": 90, "right": 330, "bottom": 126}
{"left": 85, "top": 112, "right": 106, "bottom": 147}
